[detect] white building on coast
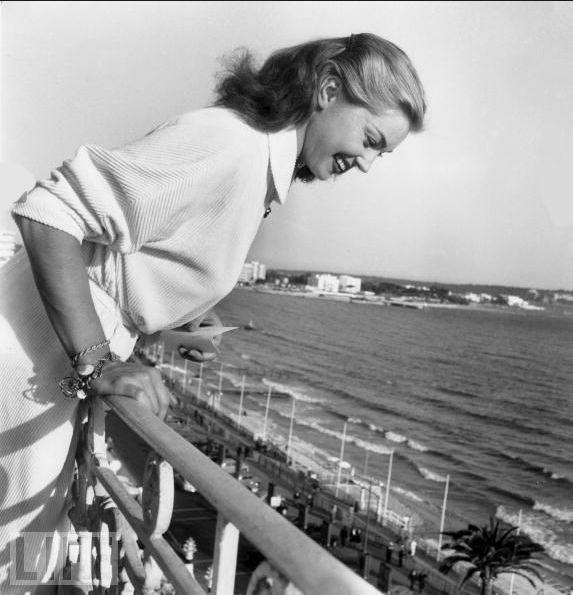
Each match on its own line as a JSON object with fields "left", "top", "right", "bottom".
{"left": 339, "top": 275, "right": 361, "bottom": 294}
{"left": 238, "top": 261, "right": 266, "bottom": 285}
{"left": 307, "top": 273, "right": 366, "bottom": 295}
{"left": 307, "top": 273, "right": 340, "bottom": 293}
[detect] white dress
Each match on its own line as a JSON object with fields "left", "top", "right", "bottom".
{"left": 0, "top": 250, "right": 137, "bottom": 593}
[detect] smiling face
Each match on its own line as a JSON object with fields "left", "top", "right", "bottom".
{"left": 297, "top": 78, "right": 411, "bottom": 181}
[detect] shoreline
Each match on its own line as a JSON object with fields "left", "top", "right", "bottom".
{"left": 247, "top": 286, "right": 561, "bottom": 316}
{"left": 149, "top": 348, "right": 573, "bottom": 595}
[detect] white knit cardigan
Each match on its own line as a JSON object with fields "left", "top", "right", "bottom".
{"left": 12, "top": 107, "right": 298, "bottom": 333}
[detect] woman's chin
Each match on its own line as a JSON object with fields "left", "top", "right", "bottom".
{"left": 315, "top": 166, "right": 331, "bottom": 181}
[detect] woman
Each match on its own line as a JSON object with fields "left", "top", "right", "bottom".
{"left": 0, "top": 32, "right": 426, "bottom": 591}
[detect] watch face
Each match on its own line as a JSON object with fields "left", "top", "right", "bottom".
{"left": 76, "top": 364, "right": 96, "bottom": 378}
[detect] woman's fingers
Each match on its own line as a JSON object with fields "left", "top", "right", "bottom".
{"left": 148, "top": 366, "right": 176, "bottom": 419}
{"left": 89, "top": 361, "right": 173, "bottom": 419}
{"left": 177, "top": 346, "right": 217, "bottom": 363}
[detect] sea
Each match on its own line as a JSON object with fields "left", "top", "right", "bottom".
{"left": 177, "top": 287, "right": 573, "bottom": 590}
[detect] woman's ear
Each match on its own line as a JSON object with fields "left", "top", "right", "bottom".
{"left": 317, "top": 76, "right": 341, "bottom": 110}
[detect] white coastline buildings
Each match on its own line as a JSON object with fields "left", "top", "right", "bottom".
{"left": 307, "top": 273, "right": 340, "bottom": 293}
{"left": 307, "top": 273, "right": 362, "bottom": 295}
{"left": 339, "top": 275, "right": 362, "bottom": 294}
{"left": 238, "top": 261, "right": 266, "bottom": 285}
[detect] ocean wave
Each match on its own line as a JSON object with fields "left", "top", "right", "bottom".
{"left": 418, "top": 466, "right": 448, "bottom": 483}
{"left": 385, "top": 431, "right": 407, "bottom": 443}
{"left": 533, "top": 501, "right": 573, "bottom": 523}
{"left": 332, "top": 416, "right": 429, "bottom": 454}
{"left": 497, "top": 452, "right": 572, "bottom": 486}
{"left": 261, "top": 378, "right": 325, "bottom": 404}
{"left": 277, "top": 396, "right": 427, "bottom": 457}
{"left": 496, "top": 506, "right": 573, "bottom": 566}
{"left": 347, "top": 416, "right": 363, "bottom": 425}
{"left": 351, "top": 436, "right": 394, "bottom": 455}
{"left": 488, "top": 485, "right": 536, "bottom": 507}
{"left": 344, "top": 416, "right": 386, "bottom": 435}
{"left": 297, "top": 419, "right": 348, "bottom": 443}
{"left": 407, "top": 439, "right": 428, "bottom": 452}
{"left": 295, "top": 417, "right": 395, "bottom": 456}
{"left": 392, "top": 485, "right": 424, "bottom": 503}
{"left": 226, "top": 371, "right": 424, "bottom": 458}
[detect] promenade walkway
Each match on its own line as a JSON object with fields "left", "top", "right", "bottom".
{"left": 159, "top": 379, "right": 474, "bottom": 594}
{"left": 136, "top": 351, "right": 568, "bottom": 595}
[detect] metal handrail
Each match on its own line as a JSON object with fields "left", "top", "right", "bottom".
{"left": 103, "top": 394, "right": 382, "bottom": 595}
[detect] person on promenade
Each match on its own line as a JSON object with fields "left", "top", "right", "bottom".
{"left": 386, "top": 541, "right": 395, "bottom": 564}
{"left": 409, "top": 568, "right": 418, "bottom": 590}
{"left": 398, "top": 543, "right": 406, "bottom": 567}
{"left": 409, "top": 537, "right": 418, "bottom": 557}
{"left": 0, "top": 32, "right": 426, "bottom": 591}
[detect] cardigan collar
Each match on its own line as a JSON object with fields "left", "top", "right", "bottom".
{"left": 267, "top": 127, "right": 298, "bottom": 205}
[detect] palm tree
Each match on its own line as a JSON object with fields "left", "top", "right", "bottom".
{"left": 438, "top": 516, "right": 544, "bottom": 595}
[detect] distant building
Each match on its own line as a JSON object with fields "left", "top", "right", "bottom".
{"left": 238, "top": 261, "right": 266, "bottom": 285}
{"left": 0, "top": 230, "right": 21, "bottom": 268}
{"left": 307, "top": 274, "right": 340, "bottom": 293}
{"left": 554, "top": 292, "right": 573, "bottom": 303}
{"left": 464, "top": 292, "right": 481, "bottom": 303}
{"left": 503, "top": 294, "right": 528, "bottom": 308}
{"left": 339, "top": 275, "right": 361, "bottom": 294}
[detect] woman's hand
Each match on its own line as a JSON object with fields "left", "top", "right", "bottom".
{"left": 174, "top": 308, "right": 224, "bottom": 363}
{"left": 90, "top": 360, "right": 176, "bottom": 420}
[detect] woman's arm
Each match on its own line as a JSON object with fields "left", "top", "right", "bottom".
{"left": 15, "top": 216, "right": 108, "bottom": 361}
{"left": 15, "top": 216, "right": 174, "bottom": 418}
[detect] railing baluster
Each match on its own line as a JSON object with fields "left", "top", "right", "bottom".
{"left": 212, "top": 513, "right": 240, "bottom": 595}
{"left": 96, "top": 466, "right": 206, "bottom": 594}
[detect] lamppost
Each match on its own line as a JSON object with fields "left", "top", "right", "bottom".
{"left": 286, "top": 397, "right": 296, "bottom": 454}
{"left": 436, "top": 474, "right": 450, "bottom": 563}
{"left": 237, "top": 375, "right": 245, "bottom": 428}
{"left": 382, "top": 448, "right": 394, "bottom": 525}
{"left": 262, "top": 385, "right": 272, "bottom": 441}
{"left": 335, "top": 421, "right": 348, "bottom": 497}
{"left": 361, "top": 479, "right": 373, "bottom": 581}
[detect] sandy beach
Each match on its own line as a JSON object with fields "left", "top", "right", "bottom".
{"left": 151, "top": 346, "right": 568, "bottom": 595}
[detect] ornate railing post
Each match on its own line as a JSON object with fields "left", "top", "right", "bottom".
{"left": 140, "top": 452, "right": 174, "bottom": 594}
{"left": 63, "top": 396, "right": 205, "bottom": 595}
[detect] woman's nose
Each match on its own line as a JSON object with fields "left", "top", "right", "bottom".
{"left": 356, "top": 150, "right": 378, "bottom": 173}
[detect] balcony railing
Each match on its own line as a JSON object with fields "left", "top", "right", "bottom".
{"left": 58, "top": 391, "right": 383, "bottom": 594}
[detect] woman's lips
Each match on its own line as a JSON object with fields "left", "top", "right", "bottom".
{"left": 334, "top": 154, "right": 351, "bottom": 174}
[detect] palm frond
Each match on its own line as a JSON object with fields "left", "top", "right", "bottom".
{"left": 459, "top": 566, "right": 480, "bottom": 588}
{"left": 439, "top": 515, "right": 545, "bottom": 592}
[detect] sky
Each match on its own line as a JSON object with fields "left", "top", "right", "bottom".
{"left": 1, "top": 1, "right": 573, "bottom": 290}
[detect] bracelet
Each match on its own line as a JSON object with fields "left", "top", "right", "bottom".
{"left": 71, "top": 339, "right": 111, "bottom": 369}
{"left": 60, "top": 352, "right": 121, "bottom": 400}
